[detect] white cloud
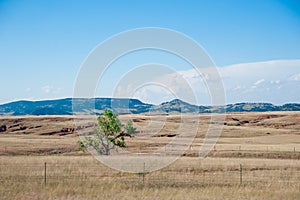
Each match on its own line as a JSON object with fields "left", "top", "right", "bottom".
{"left": 132, "top": 85, "right": 176, "bottom": 105}
{"left": 288, "top": 73, "right": 300, "bottom": 81}
{"left": 109, "top": 59, "right": 300, "bottom": 105}
{"left": 41, "top": 85, "right": 62, "bottom": 94}
{"left": 41, "top": 85, "right": 52, "bottom": 94}
{"left": 147, "top": 59, "right": 300, "bottom": 104}
{"left": 251, "top": 79, "right": 265, "bottom": 89}
{"left": 253, "top": 79, "right": 265, "bottom": 86}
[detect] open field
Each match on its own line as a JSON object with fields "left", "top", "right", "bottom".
{"left": 0, "top": 112, "right": 299, "bottom": 199}
{"left": 0, "top": 156, "right": 299, "bottom": 199}
{"left": 1, "top": 112, "right": 299, "bottom": 158}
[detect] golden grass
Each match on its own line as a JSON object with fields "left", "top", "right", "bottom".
{"left": 0, "top": 156, "right": 299, "bottom": 199}
{"left": 0, "top": 112, "right": 300, "bottom": 199}
{"left": 0, "top": 134, "right": 78, "bottom": 155}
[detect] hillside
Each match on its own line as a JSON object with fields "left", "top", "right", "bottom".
{"left": 0, "top": 98, "right": 299, "bottom": 116}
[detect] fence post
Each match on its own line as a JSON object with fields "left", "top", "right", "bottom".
{"left": 239, "top": 164, "right": 242, "bottom": 186}
{"left": 44, "top": 162, "right": 47, "bottom": 186}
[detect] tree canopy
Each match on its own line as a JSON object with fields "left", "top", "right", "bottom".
{"left": 84, "top": 109, "right": 135, "bottom": 155}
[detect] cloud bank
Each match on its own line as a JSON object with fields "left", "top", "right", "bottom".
{"left": 126, "top": 60, "right": 300, "bottom": 105}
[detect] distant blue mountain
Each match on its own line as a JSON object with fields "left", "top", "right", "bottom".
{"left": 0, "top": 98, "right": 299, "bottom": 116}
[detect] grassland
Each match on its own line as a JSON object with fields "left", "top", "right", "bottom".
{"left": 0, "top": 112, "right": 299, "bottom": 199}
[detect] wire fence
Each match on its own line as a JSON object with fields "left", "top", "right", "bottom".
{"left": 1, "top": 162, "right": 299, "bottom": 187}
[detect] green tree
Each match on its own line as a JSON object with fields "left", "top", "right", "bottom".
{"left": 84, "top": 109, "right": 133, "bottom": 155}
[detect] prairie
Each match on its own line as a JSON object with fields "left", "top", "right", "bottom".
{"left": 0, "top": 112, "right": 299, "bottom": 199}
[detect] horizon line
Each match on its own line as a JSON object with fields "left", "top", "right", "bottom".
{"left": 1, "top": 97, "right": 299, "bottom": 107}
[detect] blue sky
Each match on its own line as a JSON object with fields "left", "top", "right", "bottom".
{"left": 0, "top": 0, "right": 299, "bottom": 105}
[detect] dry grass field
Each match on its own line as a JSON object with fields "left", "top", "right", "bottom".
{"left": 0, "top": 112, "right": 299, "bottom": 199}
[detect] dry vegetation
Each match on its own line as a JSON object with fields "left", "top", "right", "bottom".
{"left": 0, "top": 112, "right": 299, "bottom": 199}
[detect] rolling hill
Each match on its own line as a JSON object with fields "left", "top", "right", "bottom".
{"left": 0, "top": 98, "right": 299, "bottom": 116}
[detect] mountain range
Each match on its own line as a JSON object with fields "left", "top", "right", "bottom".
{"left": 0, "top": 98, "right": 299, "bottom": 116}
